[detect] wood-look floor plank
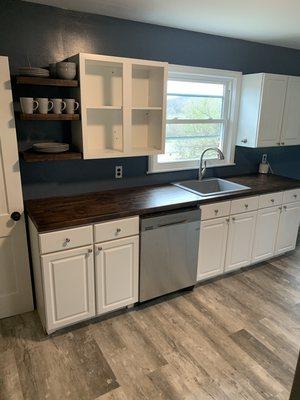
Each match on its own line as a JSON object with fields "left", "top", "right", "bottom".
{"left": 230, "top": 329, "right": 294, "bottom": 388}
{"left": 0, "top": 349, "right": 23, "bottom": 400}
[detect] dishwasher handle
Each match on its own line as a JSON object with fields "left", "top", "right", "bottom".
{"left": 158, "top": 219, "right": 187, "bottom": 228}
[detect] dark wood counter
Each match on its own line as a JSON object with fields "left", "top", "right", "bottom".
{"left": 26, "top": 174, "right": 300, "bottom": 232}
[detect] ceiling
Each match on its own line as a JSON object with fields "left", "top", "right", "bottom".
{"left": 24, "top": 0, "right": 300, "bottom": 50}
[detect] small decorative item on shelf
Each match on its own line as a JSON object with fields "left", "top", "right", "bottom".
{"left": 18, "top": 67, "right": 49, "bottom": 77}
{"left": 51, "top": 98, "right": 66, "bottom": 114}
{"left": 63, "top": 98, "right": 79, "bottom": 114}
{"left": 32, "top": 142, "right": 70, "bottom": 153}
{"left": 36, "top": 98, "right": 53, "bottom": 114}
{"left": 20, "top": 97, "right": 39, "bottom": 114}
{"left": 56, "top": 62, "right": 76, "bottom": 80}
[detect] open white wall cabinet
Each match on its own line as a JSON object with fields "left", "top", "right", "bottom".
{"left": 71, "top": 53, "right": 167, "bottom": 159}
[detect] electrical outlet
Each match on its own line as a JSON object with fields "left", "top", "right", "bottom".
{"left": 115, "top": 165, "right": 123, "bottom": 179}
{"left": 262, "top": 154, "right": 268, "bottom": 164}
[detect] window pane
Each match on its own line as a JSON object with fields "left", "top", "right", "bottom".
{"left": 167, "top": 95, "right": 223, "bottom": 120}
{"left": 168, "top": 80, "right": 224, "bottom": 96}
{"left": 158, "top": 123, "right": 223, "bottom": 162}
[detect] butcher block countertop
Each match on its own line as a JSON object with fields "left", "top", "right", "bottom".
{"left": 26, "top": 174, "right": 300, "bottom": 232}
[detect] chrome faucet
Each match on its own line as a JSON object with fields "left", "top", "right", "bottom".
{"left": 199, "top": 147, "right": 225, "bottom": 180}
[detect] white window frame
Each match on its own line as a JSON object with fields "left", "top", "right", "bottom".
{"left": 148, "top": 64, "right": 242, "bottom": 173}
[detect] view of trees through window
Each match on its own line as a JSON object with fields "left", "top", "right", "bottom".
{"left": 158, "top": 80, "right": 226, "bottom": 162}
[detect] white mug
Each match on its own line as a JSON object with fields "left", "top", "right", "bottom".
{"left": 51, "top": 98, "right": 66, "bottom": 114}
{"left": 20, "top": 97, "right": 38, "bottom": 114}
{"left": 36, "top": 98, "right": 53, "bottom": 114}
{"left": 63, "top": 98, "right": 79, "bottom": 114}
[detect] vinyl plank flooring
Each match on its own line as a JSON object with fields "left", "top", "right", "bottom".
{"left": 0, "top": 248, "right": 299, "bottom": 400}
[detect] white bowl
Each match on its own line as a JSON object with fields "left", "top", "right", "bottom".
{"left": 56, "top": 62, "right": 76, "bottom": 80}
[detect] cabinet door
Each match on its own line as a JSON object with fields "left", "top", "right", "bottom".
{"left": 197, "top": 217, "right": 228, "bottom": 281}
{"left": 95, "top": 236, "right": 139, "bottom": 315}
{"left": 257, "top": 74, "right": 287, "bottom": 147}
{"left": 41, "top": 246, "right": 95, "bottom": 333}
{"left": 252, "top": 206, "right": 281, "bottom": 263}
{"left": 225, "top": 211, "right": 257, "bottom": 272}
{"left": 275, "top": 202, "right": 300, "bottom": 255}
{"left": 280, "top": 76, "right": 300, "bottom": 146}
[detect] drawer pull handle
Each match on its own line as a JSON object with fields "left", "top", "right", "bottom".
{"left": 214, "top": 209, "right": 219, "bottom": 214}
{"left": 116, "top": 228, "right": 122, "bottom": 233}
{"left": 65, "top": 238, "right": 71, "bottom": 243}
{"left": 271, "top": 199, "right": 274, "bottom": 203}
{"left": 244, "top": 204, "right": 248, "bottom": 208}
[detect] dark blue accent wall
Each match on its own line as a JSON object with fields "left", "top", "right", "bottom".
{"left": 1, "top": 0, "right": 300, "bottom": 199}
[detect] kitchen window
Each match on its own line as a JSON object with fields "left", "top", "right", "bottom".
{"left": 148, "top": 65, "right": 242, "bottom": 173}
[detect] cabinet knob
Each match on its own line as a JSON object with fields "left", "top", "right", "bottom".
{"left": 226, "top": 218, "right": 230, "bottom": 223}
{"left": 244, "top": 204, "right": 248, "bottom": 208}
{"left": 116, "top": 228, "right": 122, "bottom": 233}
{"left": 65, "top": 238, "right": 71, "bottom": 243}
{"left": 281, "top": 142, "right": 285, "bottom": 145}
{"left": 241, "top": 138, "right": 248, "bottom": 143}
{"left": 283, "top": 205, "right": 287, "bottom": 210}
{"left": 293, "top": 194, "right": 298, "bottom": 199}
{"left": 97, "top": 246, "right": 102, "bottom": 251}
{"left": 88, "top": 248, "right": 93, "bottom": 253}
{"left": 270, "top": 199, "right": 274, "bottom": 203}
{"left": 276, "top": 142, "right": 281, "bottom": 145}
{"left": 214, "top": 209, "right": 219, "bottom": 215}
{"left": 10, "top": 211, "right": 21, "bottom": 221}
{"left": 279, "top": 206, "right": 282, "bottom": 211}
{"left": 232, "top": 217, "right": 236, "bottom": 221}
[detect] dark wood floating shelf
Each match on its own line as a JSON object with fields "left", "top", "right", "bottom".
{"left": 19, "top": 113, "right": 80, "bottom": 121}
{"left": 15, "top": 76, "right": 79, "bottom": 87}
{"left": 21, "top": 150, "right": 82, "bottom": 162}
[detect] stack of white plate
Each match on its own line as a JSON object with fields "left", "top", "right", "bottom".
{"left": 18, "top": 67, "right": 50, "bottom": 77}
{"left": 32, "top": 142, "right": 69, "bottom": 153}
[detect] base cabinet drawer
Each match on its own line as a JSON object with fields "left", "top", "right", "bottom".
{"left": 197, "top": 217, "right": 228, "bottom": 281}
{"left": 41, "top": 246, "right": 95, "bottom": 333}
{"left": 283, "top": 189, "right": 300, "bottom": 204}
{"left": 95, "top": 236, "right": 139, "bottom": 315}
{"left": 39, "top": 225, "right": 93, "bottom": 254}
{"left": 275, "top": 202, "right": 300, "bottom": 255}
{"left": 200, "top": 201, "right": 231, "bottom": 220}
{"left": 230, "top": 196, "right": 258, "bottom": 214}
{"left": 252, "top": 206, "right": 281, "bottom": 263}
{"left": 225, "top": 211, "right": 257, "bottom": 272}
{"left": 259, "top": 192, "right": 283, "bottom": 209}
{"left": 94, "top": 217, "right": 139, "bottom": 243}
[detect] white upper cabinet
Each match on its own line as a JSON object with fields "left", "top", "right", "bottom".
{"left": 70, "top": 53, "right": 167, "bottom": 159}
{"left": 237, "top": 73, "right": 287, "bottom": 147}
{"left": 237, "top": 73, "right": 300, "bottom": 148}
{"left": 280, "top": 76, "right": 300, "bottom": 146}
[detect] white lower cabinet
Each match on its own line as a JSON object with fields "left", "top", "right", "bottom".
{"left": 275, "top": 202, "right": 300, "bottom": 255}
{"left": 95, "top": 236, "right": 139, "bottom": 315}
{"left": 41, "top": 245, "right": 95, "bottom": 332}
{"left": 197, "top": 217, "right": 229, "bottom": 281}
{"left": 252, "top": 206, "right": 281, "bottom": 263}
{"left": 225, "top": 211, "right": 257, "bottom": 272}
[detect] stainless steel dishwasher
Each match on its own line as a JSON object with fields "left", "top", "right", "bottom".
{"left": 139, "top": 208, "right": 200, "bottom": 302}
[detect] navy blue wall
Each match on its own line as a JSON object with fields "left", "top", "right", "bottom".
{"left": 1, "top": 0, "right": 300, "bottom": 199}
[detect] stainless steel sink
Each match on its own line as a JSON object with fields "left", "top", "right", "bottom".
{"left": 173, "top": 178, "right": 250, "bottom": 197}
